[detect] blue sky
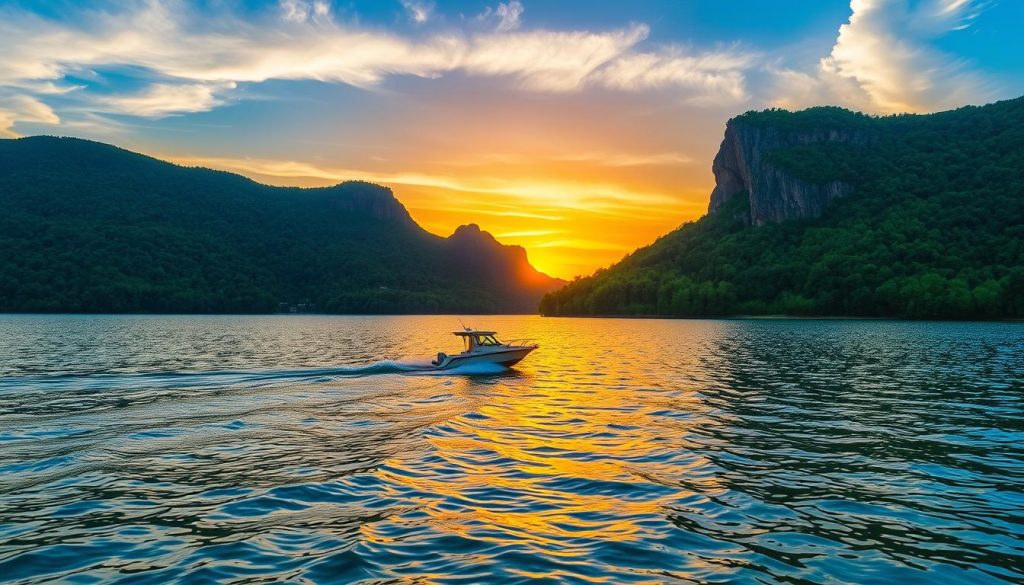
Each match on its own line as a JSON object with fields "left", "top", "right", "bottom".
{"left": 1, "top": 0, "right": 1022, "bottom": 277}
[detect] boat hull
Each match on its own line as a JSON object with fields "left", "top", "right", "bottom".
{"left": 436, "top": 346, "right": 535, "bottom": 370}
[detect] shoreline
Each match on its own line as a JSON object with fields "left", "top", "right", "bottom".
{"left": 539, "top": 313, "right": 1023, "bottom": 323}
{"left": 0, "top": 312, "right": 1019, "bottom": 323}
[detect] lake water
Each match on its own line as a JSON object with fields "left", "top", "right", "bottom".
{"left": 0, "top": 315, "right": 1021, "bottom": 584}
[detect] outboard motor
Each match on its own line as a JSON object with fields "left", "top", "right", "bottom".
{"left": 432, "top": 352, "right": 447, "bottom": 366}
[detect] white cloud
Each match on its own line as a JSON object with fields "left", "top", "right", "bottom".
{"left": 472, "top": 2, "right": 524, "bottom": 32}
{"left": 772, "top": 0, "right": 996, "bottom": 113}
{"left": 0, "top": 2, "right": 755, "bottom": 118}
{"left": 13, "top": 95, "right": 60, "bottom": 124}
{"left": 593, "top": 46, "right": 755, "bottom": 103}
{"left": 0, "top": 94, "right": 60, "bottom": 137}
{"left": 279, "top": 0, "right": 330, "bottom": 24}
{"left": 401, "top": 0, "right": 434, "bottom": 24}
{"left": 495, "top": 2, "right": 524, "bottom": 32}
{"left": 102, "top": 82, "right": 236, "bottom": 118}
{"left": 460, "top": 25, "right": 651, "bottom": 91}
{"left": 767, "top": 62, "right": 871, "bottom": 111}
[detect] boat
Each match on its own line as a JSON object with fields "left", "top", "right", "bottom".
{"left": 431, "top": 329, "right": 538, "bottom": 369}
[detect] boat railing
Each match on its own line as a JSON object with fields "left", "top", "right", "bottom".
{"left": 503, "top": 338, "right": 537, "bottom": 347}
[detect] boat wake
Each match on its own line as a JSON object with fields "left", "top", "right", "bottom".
{"left": 417, "top": 361, "right": 509, "bottom": 376}
{"left": 0, "top": 359, "right": 509, "bottom": 393}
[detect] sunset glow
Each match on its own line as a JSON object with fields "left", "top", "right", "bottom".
{"left": 2, "top": 0, "right": 1021, "bottom": 278}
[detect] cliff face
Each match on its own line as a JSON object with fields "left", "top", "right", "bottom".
{"left": 708, "top": 121, "right": 875, "bottom": 225}
{"left": 325, "top": 181, "right": 414, "bottom": 223}
{"left": 541, "top": 96, "right": 1024, "bottom": 319}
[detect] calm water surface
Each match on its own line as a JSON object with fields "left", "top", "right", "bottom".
{"left": 0, "top": 315, "right": 1021, "bottom": 584}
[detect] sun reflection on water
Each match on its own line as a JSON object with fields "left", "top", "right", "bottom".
{"left": 0, "top": 315, "right": 1021, "bottom": 583}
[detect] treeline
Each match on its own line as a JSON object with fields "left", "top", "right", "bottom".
{"left": 0, "top": 137, "right": 558, "bottom": 314}
{"left": 542, "top": 97, "right": 1024, "bottom": 319}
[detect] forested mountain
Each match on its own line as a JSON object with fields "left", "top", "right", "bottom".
{"left": 541, "top": 97, "right": 1024, "bottom": 319}
{"left": 0, "top": 136, "right": 563, "bottom": 314}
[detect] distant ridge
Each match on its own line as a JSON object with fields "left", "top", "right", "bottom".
{"left": 0, "top": 136, "right": 564, "bottom": 314}
{"left": 542, "top": 96, "right": 1024, "bottom": 320}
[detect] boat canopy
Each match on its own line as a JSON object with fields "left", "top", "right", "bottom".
{"left": 453, "top": 330, "right": 501, "bottom": 352}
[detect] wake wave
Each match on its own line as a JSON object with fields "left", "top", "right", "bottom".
{"left": 417, "top": 361, "right": 509, "bottom": 376}
{"left": 0, "top": 359, "right": 509, "bottom": 392}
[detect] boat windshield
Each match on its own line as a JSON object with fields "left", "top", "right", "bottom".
{"left": 460, "top": 333, "right": 503, "bottom": 352}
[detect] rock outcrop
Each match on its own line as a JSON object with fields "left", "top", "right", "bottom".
{"left": 708, "top": 120, "right": 875, "bottom": 225}
{"left": 325, "top": 181, "right": 414, "bottom": 223}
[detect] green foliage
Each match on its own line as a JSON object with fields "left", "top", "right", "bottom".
{"left": 765, "top": 143, "right": 864, "bottom": 184}
{"left": 734, "top": 105, "right": 877, "bottom": 132}
{"left": 0, "top": 137, "right": 555, "bottom": 314}
{"left": 541, "top": 97, "right": 1024, "bottom": 320}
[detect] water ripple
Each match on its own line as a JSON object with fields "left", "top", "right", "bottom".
{"left": 0, "top": 315, "right": 1021, "bottom": 583}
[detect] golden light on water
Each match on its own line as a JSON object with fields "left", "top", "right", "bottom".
{"left": 5, "top": 315, "right": 1019, "bottom": 582}
{"left": 358, "top": 317, "right": 733, "bottom": 577}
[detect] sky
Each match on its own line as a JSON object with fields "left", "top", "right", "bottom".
{"left": 1, "top": 0, "right": 1022, "bottom": 279}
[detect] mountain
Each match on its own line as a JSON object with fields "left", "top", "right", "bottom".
{"left": 0, "top": 136, "right": 564, "bottom": 314}
{"left": 707, "top": 114, "right": 873, "bottom": 226}
{"left": 541, "top": 97, "right": 1024, "bottom": 320}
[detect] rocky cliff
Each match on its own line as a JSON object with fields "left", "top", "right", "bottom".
{"left": 541, "top": 96, "right": 1024, "bottom": 319}
{"left": 708, "top": 120, "right": 876, "bottom": 225}
{"left": 325, "top": 181, "right": 415, "bottom": 223}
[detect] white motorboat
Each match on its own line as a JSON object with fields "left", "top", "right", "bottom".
{"left": 431, "top": 329, "right": 537, "bottom": 369}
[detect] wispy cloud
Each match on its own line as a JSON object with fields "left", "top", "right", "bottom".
{"left": 0, "top": 1, "right": 755, "bottom": 127}
{"left": 593, "top": 46, "right": 755, "bottom": 102}
{"left": 495, "top": 1, "right": 524, "bottom": 32}
{"left": 532, "top": 239, "right": 632, "bottom": 251}
{"left": 168, "top": 153, "right": 680, "bottom": 216}
{"left": 0, "top": 94, "right": 60, "bottom": 137}
{"left": 400, "top": 0, "right": 434, "bottom": 24}
{"left": 557, "top": 151, "right": 693, "bottom": 167}
{"left": 771, "top": 0, "right": 997, "bottom": 113}
{"left": 472, "top": 1, "right": 524, "bottom": 32}
{"left": 102, "top": 82, "right": 236, "bottom": 117}
{"left": 436, "top": 150, "right": 692, "bottom": 167}
{"left": 437, "top": 207, "right": 565, "bottom": 221}
{"left": 496, "top": 229, "right": 563, "bottom": 238}
{"left": 459, "top": 24, "right": 650, "bottom": 92}
{"left": 279, "top": 0, "right": 331, "bottom": 23}
{"left": 0, "top": 1, "right": 1004, "bottom": 133}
